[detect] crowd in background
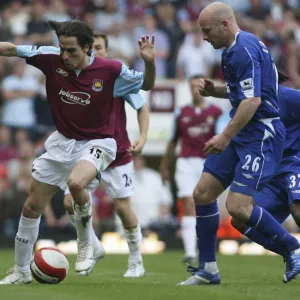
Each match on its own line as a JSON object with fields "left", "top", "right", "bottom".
{"left": 0, "top": 0, "right": 300, "bottom": 242}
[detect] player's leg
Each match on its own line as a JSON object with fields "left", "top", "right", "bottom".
{"left": 115, "top": 197, "right": 144, "bottom": 277}
{"left": 104, "top": 161, "right": 144, "bottom": 277}
{"left": 290, "top": 202, "right": 300, "bottom": 228}
{"left": 68, "top": 138, "right": 116, "bottom": 273}
{"left": 63, "top": 189, "right": 105, "bottom": 276}
{"left": 0, "top": 178, "right": 59, "bottom": 285}
{"left": 178, "top": 145, "right": 236, "bottom": 286}
{"left": 229, "top": 124, "right": 300, "bottom": 282}
{"left": 231, "top": 183, "right": 290, "bottom": 256}
{"left": 175, "top": 158, "right": 197, "bottom": 264}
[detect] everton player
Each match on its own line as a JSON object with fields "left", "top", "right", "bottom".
{"left": 231, "top": 74, "right": 300, "bottom": 283}
{"left": 178, "top": 2, "right": 300, "bottom": 286}
{"left": 160, "top": 75, "right": 222, "bottom": 264}
{"left": 0, "top": 19, "right": 155, "bottom": 284}
{"left": 64, "top": 31, "right": 149, "bottom": 278}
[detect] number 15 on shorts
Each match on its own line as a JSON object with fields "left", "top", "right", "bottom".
{"left": 89, "top": 147, "right": 102, "bottom": 159}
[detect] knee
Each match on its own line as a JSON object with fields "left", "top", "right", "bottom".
{"left": 64, "top": 194, "right": 74, "bottom": 214}
{"left": 193, "top": 186, "right": 212, "bottom": 205}
{"left": 22, "top": 181, "right": 44, "bottom": 218}
{"left": 67, "top": 175, "right": 85, "bottom": 192}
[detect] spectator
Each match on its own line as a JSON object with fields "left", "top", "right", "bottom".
{"left": 1, "top": 59, "right": 39, "bottom": 139}
{"left": 129, "top": 156, "right": 174, "bottom": 232}
{"left": 26, "top": 2, "right": 53, "bottom": 46}
{"left": 134, "top": 14, "right": 169, "bottom": 78}
{"left": 177, "top": 29, "right": 215, "bottom": 79}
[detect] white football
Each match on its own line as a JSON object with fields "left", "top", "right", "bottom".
{"left": 30, "top": 247, "right": 69, "bottom": 284}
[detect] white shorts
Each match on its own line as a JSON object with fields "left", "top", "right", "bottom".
{"left": 175, "top": 157, "right": 205, "bottom": 198}
{"left": 65, "top": 161, "right": 134, "bottom": 199}
{"left": 32, "top": 131, "right": 116, "bottom": 192}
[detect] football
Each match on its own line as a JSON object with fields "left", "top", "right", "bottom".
{"left": 30, "top": 247, "right": 69, "bottom": 284}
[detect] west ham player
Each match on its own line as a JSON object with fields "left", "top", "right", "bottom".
{"left": 178, "top": 2, "right": 300, "bottom": 286}
{"left": 0, "top": 20, "right": 155, "bottom": 284}
{"left": 64, "top": 31, "right": 149, "bottom": 277}
{"left": 160, "top": 75, "right": 222, "bottom": 264}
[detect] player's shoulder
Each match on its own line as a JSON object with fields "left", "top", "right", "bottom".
{"left": 231, "top": 31, "right": 260, "bottom": 54}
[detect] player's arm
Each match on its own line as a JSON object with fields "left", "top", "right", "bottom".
{"left": 122, "top": 93, "right": 149, "bottom": 155}
{"left": 139, "top": 36, "right": 156, "bottom": 91}
{"left": 0, "top": 42, "right": 17, "bottom": 56}
{"left": 222, "top": 48, "right": 262, "bottom": 139}
{"left": 160, "top": 108, "right": 180, "bottom": 183}
{"left": 198, "top": 78, "right": 228, "bottom": 98}
{"left": 222, "top": 97, "right": 261, "bottom": 139}
{"left": 204, "top": 47, "right": 262, "bottom": 154}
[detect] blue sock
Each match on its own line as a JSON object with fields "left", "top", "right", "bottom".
{"left": 247, "top": 205, "right": 299, "bottom": 253}
{"left": 243, "top": 227, "right": 286, "bottom": 256}
{"left": 196, "top": 201, "right": 219, "bottom": 266}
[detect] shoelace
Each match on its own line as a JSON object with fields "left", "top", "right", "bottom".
{"left": 284, "top": 255, "right": 295, "bottom": 274}
{"left": 186, "top": 264, "right": 199, "bottom": 276}
{"left": 77, "top": 242, "right": 92, "bottom": 262}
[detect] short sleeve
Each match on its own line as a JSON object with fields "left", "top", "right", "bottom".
{"left": 232, "top": 47, "right": 261, "bottom": 101}
{"left": 113, "top": 63, "right": 144, "bottom": 97}
{"left": 169, "top": 107, "right": 181, "bottom": 142}
{"left": 17, "top": 45, "right": 60, "bottom": 73}
{"left": 123, "top": 93, "right": 145, "bottom": 110}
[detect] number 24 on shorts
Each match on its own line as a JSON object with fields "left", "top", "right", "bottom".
{"left": 89, "top": 147, "right": 102, "bottom": 159}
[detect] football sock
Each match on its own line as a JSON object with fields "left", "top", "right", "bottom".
{"left": 74, "top": 198, "right": 93, "bottom": 243}
{"left": 246, "top": 205, "right": 299, "bottom": 253}
{"left": 15, "top": 215, "right": 41, "bottom": 273}
{"left": 196, "top": 202, "right": 219, "bottom": 272}
{"left": 181, "top": 216, "right": 197, "bottom": 258}
{"left": 124, "top": 225, "right": 142, "bottom": 263}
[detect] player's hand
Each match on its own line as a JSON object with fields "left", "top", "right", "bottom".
{"left": 198, "top": 78, "right": 215, "bottom": 97}
{"left": 129, "top": 136, "right": 146, "bottom": 156}
{"left": 204, "top": 133, "right": 230, "bottom": 155}
{"left": 45, "top": 216, "right": 56, "bottom": 228}
{"left": 139, "top": 35, "right": 155, "bottom": 63}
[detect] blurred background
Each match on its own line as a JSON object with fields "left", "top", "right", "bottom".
{"left": 0, "top": 0, "right": 299, "bottom": 254}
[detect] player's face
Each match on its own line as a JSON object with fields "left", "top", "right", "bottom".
{"left": 190, "top": 78, "right": 203, "bottom": 103}
{"left": 93, "top": 37, "right": 108, "bottom": 58}
{"left": 59, "top": 35, "right": 89, "bottom": 70}
{"left": 199, "top": 16, "right": 227, "bottom": 49}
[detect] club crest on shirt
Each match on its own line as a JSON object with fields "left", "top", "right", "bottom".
{"left": 92, "top": 79, "right": 103, "bottom": 92}
{"left": 206, "top": 116, "right": 215, "bottom": 124}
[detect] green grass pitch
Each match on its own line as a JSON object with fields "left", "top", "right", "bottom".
{"left": 0, "top": 250, "right": 300, "bottom": 300}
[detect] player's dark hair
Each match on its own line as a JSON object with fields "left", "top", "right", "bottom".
{"left": 93, "top": 31, "right": 108, "bottom": 49}
{"left": 278, "top": 71, "right": 290, "bottom": 84}
{"left": 48, "top": 20, "right": 94, "bottom": 53}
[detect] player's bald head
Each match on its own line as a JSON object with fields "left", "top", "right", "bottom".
{"left": 198, "top": 2, "right": 238, "bottom": 49}
{"left": 199, "top": 2, "right": 234, "bottom": 25}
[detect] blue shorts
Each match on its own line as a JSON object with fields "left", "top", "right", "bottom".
{"left": 254, "top": 154, "right": 300, "bottom": 223}
{"left": 203, "top": 119, "right": 285, "bottom": 196}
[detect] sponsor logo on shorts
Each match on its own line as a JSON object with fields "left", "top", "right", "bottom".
{"left": 59, "top": 89, "right": 91, "bottom": 106}
{"left": 56, "top": 68, "right": 68, "bottom": 77}
{"left": 242, "top": 173, "right": 254, "bottom": 179}
{"left": 92, "top": 79, "right": 103, "bottom": 92}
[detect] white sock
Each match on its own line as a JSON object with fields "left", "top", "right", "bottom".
{"left": 204, "top": 262, "right": 219, "bottom": 274}
{"left": 181, "top": 216, "right": 197, "bottom": 258}
{"left": 124, "top": 225, "right": 142, "bottom": 263}
{"left": 68, "top": 211, "right": 100, "bottom": 246}
{"left": 74, "top": 200, "right": 92, "bottom": 243}
{"left": 15, "top": 215, "right": 41, "bottom": 273}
